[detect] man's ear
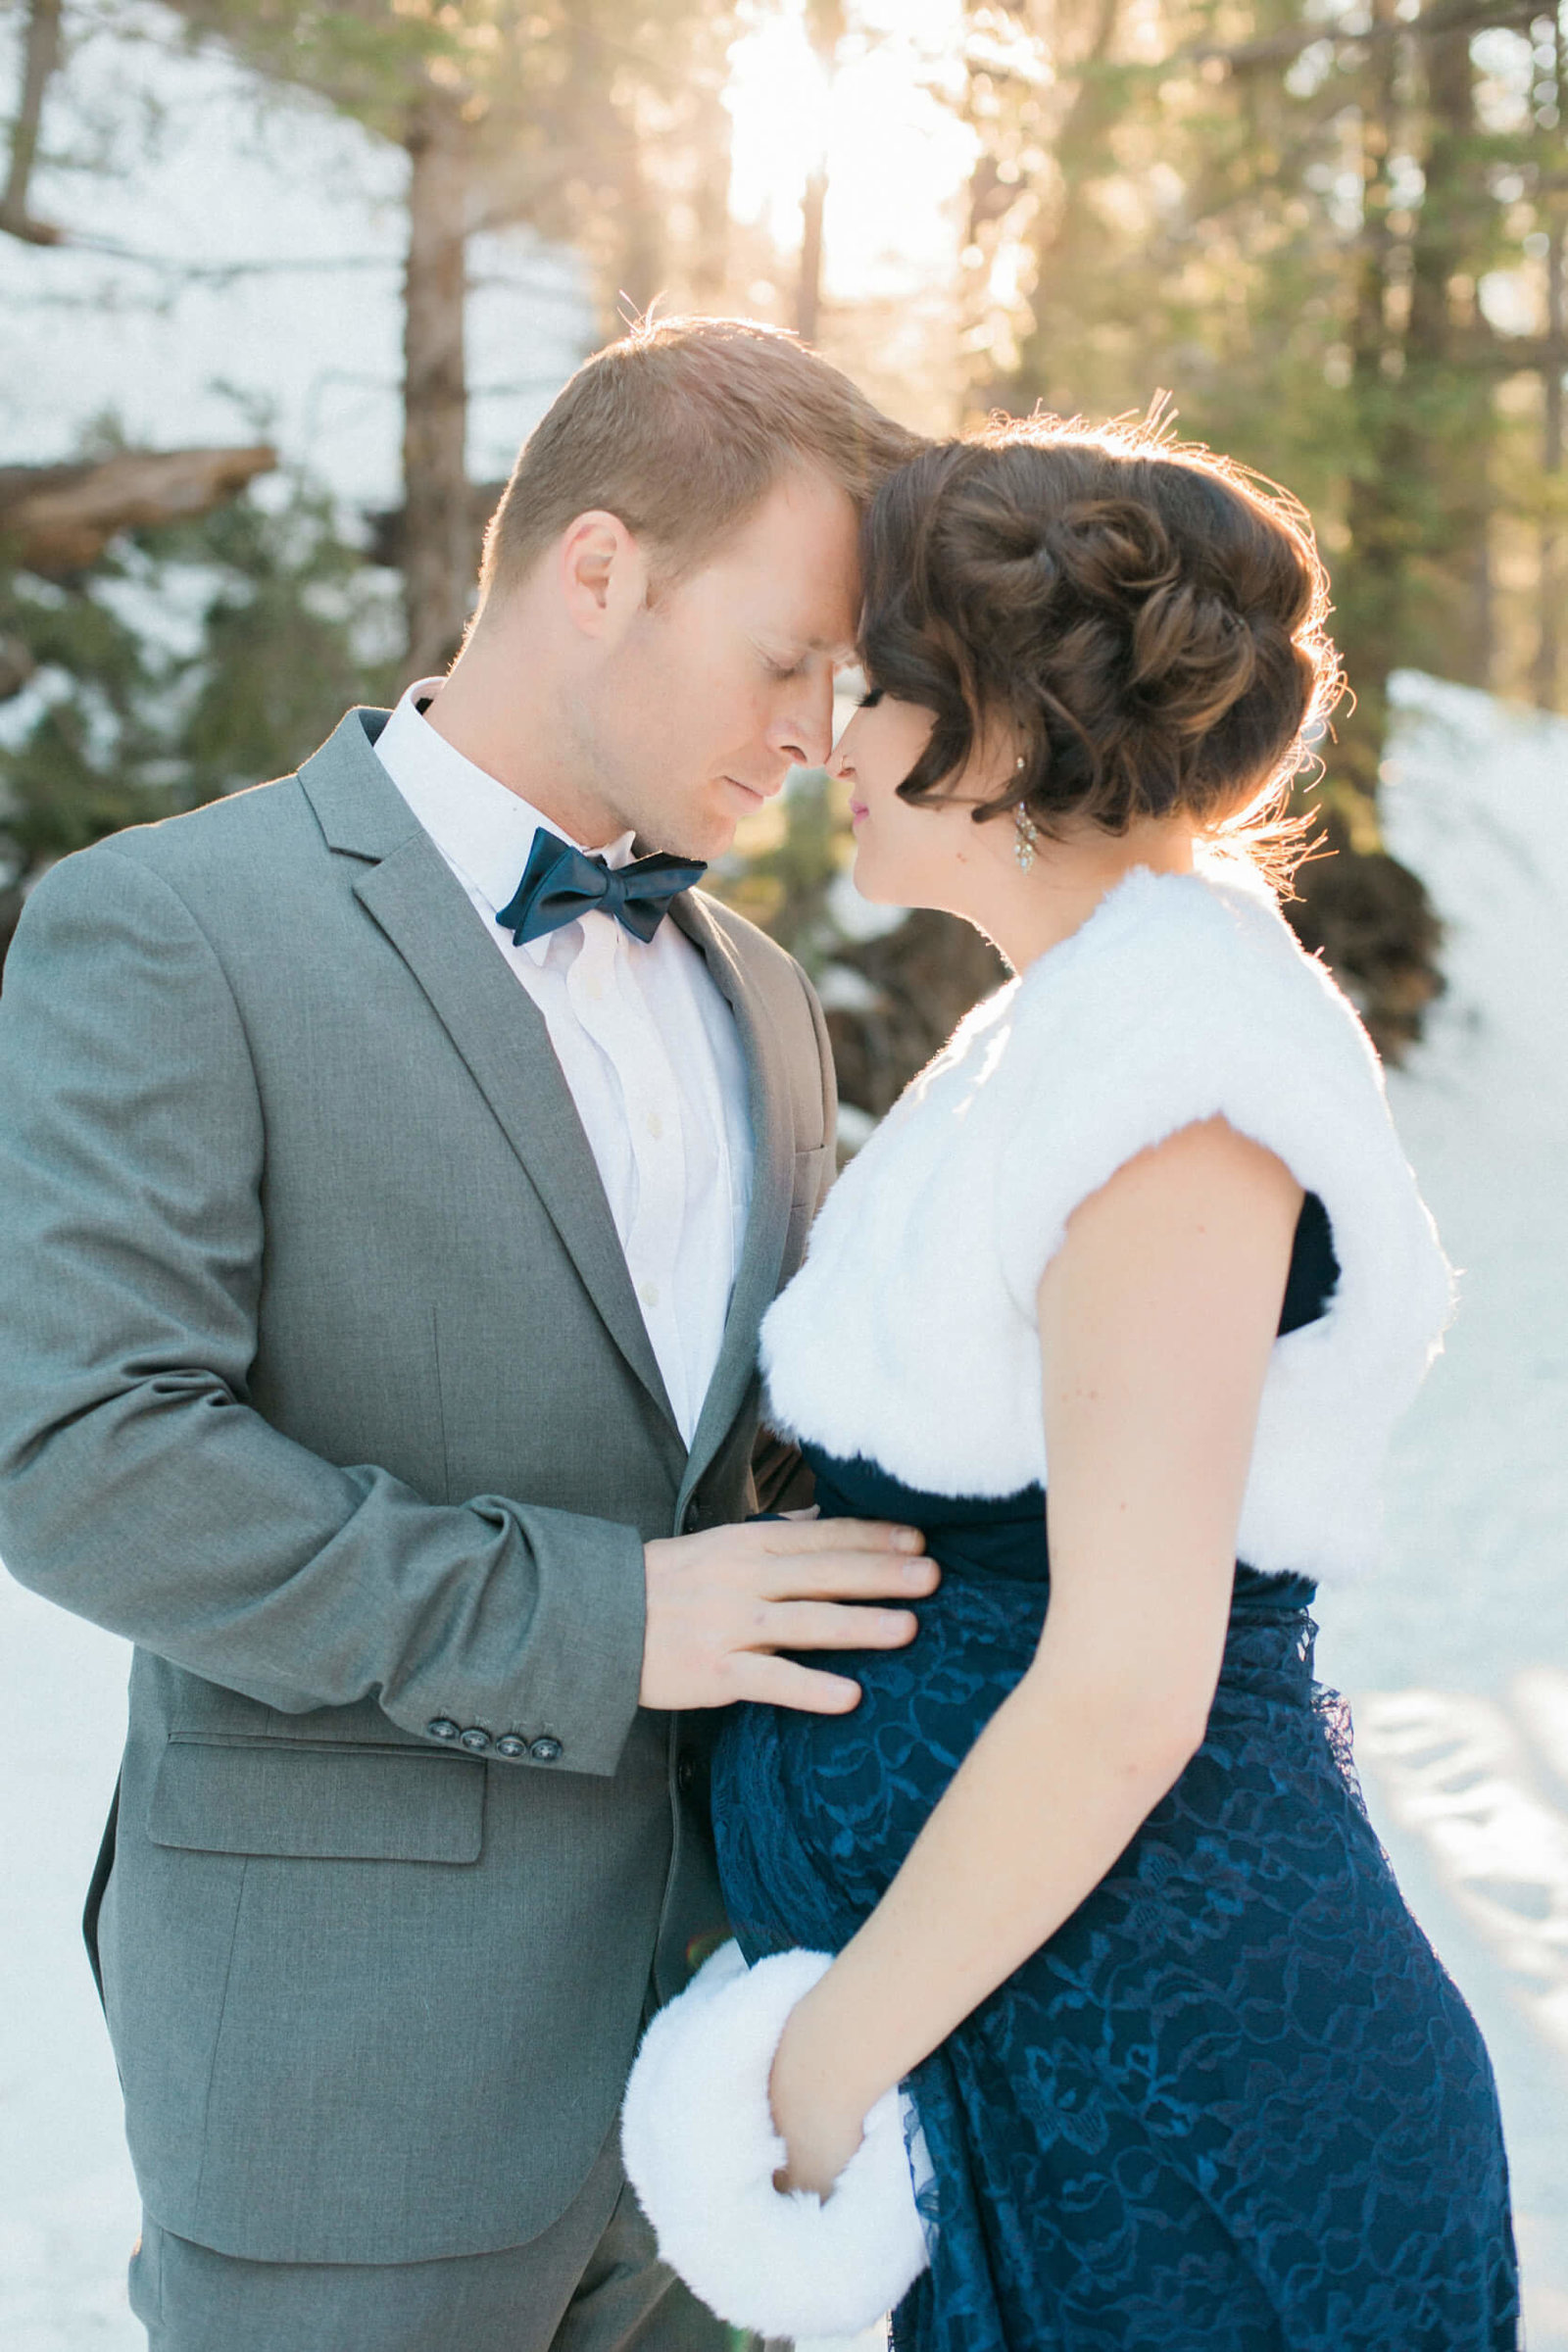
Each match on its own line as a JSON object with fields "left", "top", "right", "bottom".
{"left": 558, "top": 510, "right": 646, "bottom": 639}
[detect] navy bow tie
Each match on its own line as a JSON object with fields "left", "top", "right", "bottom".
{"left": 495, "top": 830, "right": 706, "bottom": 948}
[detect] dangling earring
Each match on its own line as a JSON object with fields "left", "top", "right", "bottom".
{"left": 1012, "top": 760, "right": 1038, "bottom": 872}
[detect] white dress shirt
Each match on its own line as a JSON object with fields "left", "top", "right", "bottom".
{"left": 374, "top": 678, "right": 755, "bottom": 1445}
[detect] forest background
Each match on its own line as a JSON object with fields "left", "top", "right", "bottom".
{"left": 4, "top": 10, "right": 1568, "bottom": 2346}
{"left": 3, "top": 0, "right": 1564, "bottom": 1118}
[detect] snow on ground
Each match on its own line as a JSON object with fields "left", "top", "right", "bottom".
{"left": 1315, "top": 672, "right": 1568, "bottom": 2347}
{"left": 2, "top": 670, "right": 1566, "bottom": 2346}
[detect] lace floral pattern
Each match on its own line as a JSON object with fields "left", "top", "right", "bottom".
{"left": 712, "top": 1460, "right": 1520, "bottom": 2352}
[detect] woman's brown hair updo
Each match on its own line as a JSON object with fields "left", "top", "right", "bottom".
{"left": 858, "top": 411, "right": 1343, "bottom": 874}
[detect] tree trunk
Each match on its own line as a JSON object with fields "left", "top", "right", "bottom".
{"left": 0, "top": 633, "right": 35, "bottom": 701}
{"left": 1338, "top": 0, "right": 1403, "bottom": 801}
{"left": 1536, "top": 220, "right": 1564, "bottom": 712}
{"left": 1404, "top": 17, "right": 1493, "bottom": 687}
{"left": 1534, "top": 15, "right": 1565, "bottom": 711}
{"left": 0, "top": 0, "right": 64, "bottom": 245}
{"left": 797, "top": 167, "right": 827, "bottom": 344}
{"left": 690, "top": 71, "right": 732, "bottom": 306}
{"left": 1009, "top": 0, "right": 1123, "bottom": 416}
{"left": 402, "top": 89, "right": 473, "bottom": 679}
{"left": 796, "top": 0, "right": 844, "bottom": 343}
{"left": 613, "top": 136, "right": 663, "bottom": 325}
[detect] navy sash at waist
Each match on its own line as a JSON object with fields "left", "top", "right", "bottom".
{"left": 803, "top": 1443, "right": 1318, "bottom": 1618}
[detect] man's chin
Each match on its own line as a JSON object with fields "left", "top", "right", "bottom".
{"left": 633, "top": 812, "right": 737, "bottom": 866}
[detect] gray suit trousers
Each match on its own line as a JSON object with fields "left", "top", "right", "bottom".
{"left": 128, "top": 2118, "right": 734, "bottom": 2352}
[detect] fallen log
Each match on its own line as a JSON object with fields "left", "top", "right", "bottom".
{"left": 0, "top": 444, "right": 277, "bottom": 575}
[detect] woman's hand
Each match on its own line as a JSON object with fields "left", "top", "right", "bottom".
{"left": 767, "top": 1987, "right": 874, "bottom": 2196}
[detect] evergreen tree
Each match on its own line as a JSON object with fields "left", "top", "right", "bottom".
{"left": 0, "top": 460, "right": 399, "bottom": 972}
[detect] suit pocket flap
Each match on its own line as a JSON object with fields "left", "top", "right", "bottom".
{"left": 147, "top": 1739, "right": 485, "bottom": 1863}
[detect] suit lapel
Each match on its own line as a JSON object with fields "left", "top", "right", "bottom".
{"left": 299, "top": 712, "right": 681, "bottom": 1443}
{"left": 668, "top": 891, "right": 798, "bottom": 1499}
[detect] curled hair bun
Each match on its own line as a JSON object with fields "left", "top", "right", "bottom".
{"left": 1043, "top": 497, "right": 1178, "bottom": 602}
{"left": 859, "top": 416, "right": 1343, "bottom": 860}
{"left": 1041, "top": 497, "right": 1262, "bottom": 743}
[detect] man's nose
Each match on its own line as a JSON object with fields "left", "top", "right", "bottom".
{"left": 773, "top": 671, "right": 836, "bottom": 772}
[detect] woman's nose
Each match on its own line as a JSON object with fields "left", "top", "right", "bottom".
{"left": 827, "top": 709, "right": 858, "bottom": 780}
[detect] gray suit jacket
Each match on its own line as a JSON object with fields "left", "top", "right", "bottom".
{"left": 0, "top": 709, "right": 835, "bottom": 2264}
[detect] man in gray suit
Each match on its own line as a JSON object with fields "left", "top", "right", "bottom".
{"left": 0, "top": 317, "right": 932, "bottom": 2350}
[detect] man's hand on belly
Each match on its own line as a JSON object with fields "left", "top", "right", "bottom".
{"left": 640, "top": 1518, "right": 936, "bottom": 1713}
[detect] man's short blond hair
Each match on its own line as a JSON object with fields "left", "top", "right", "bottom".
{"left": 479, "top": 316, "right": 920, "bottom": 602}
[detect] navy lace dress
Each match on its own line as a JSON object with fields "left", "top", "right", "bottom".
{"left": 712, "top": 1194, "right": 1519, "bottom": 2351}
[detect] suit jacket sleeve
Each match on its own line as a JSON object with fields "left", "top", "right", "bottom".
{"left": 0, "top": 847, "right": 648, "bottom": 1776}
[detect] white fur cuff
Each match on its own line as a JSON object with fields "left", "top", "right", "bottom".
{"left": 619, "top": 1940, "right": 930, "bottom": 2337}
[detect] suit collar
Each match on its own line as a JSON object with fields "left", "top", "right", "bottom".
{"left": 668, "top": 892, "right": 798, "bottom": 1497}
{"left": 297, "top": 707, "right": 422, "bottom": 861}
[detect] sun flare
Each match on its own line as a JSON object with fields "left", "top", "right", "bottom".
{"left": 723, "top": 0, "right": 975, "bottom": 301}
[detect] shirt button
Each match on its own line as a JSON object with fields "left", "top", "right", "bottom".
{"left": 459, "top": 1726, "right": 492, "bottom": 1753}
{"left": 529, "top": 1737, "right": 563, "bottom": 1764}
{"left": 683, "top": 1499, "right": 702, "bottom": 1534}
{"left": 639, "top": 1280, "right": 660, "bottom": 1309}
{"left": 426, "top": 1718, "right": 461, "bottom": 1743}
{"left": 645, "top": 1110, "right": 663, "bottom": 1140}
{"left": 495, "top": 1735, "right": 526, "bottom": 1759}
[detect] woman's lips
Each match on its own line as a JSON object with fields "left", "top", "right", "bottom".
{"left": 849, "top": 797, "right": 868, "bottom": 826}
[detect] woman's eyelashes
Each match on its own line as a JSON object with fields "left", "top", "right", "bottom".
{"left": 858, "top": 686, "right": 884, "bottom": 710}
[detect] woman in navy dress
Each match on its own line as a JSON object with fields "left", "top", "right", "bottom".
{"left": 622, "top": 416, "right": 1519, "bottom": 2350}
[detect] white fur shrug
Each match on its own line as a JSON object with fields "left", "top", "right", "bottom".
{"left": 762, "top": 862, "right": 1452, "bottom": 1583}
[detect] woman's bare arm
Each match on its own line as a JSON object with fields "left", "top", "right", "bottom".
{"left": 766, "top": 1115, "right": 1304, "bottom": 2193}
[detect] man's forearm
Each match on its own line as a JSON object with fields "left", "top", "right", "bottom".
{"left": 0, "top": 1373, "right": 650, "bottom": 1772}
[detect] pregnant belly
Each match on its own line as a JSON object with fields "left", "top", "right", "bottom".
{"left": 711, "top": 1569, "right": 1326, "bottom": 1968}
{"left": 712, "top": 1573, "right": 1048, "bottom": 1960}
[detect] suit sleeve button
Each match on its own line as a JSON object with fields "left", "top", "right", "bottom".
{"left": 529, "top": 1736, "right": 563, "bottom": 1763}
{"left": 495, "top": 1735, "right": 526, "bottom": 1759}
{"left": 426, "top": 1718, "right": 461, "bottom": 1742}
{"left": 459, "top": 1726, "right": 492, "bottom": 1752}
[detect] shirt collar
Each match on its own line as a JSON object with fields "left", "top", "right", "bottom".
{"left": 373, "top": 677, "right": 638, "bottom": 965}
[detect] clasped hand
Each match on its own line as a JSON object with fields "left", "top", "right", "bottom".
{"left": 640, "top": 1513, "right": 936, "bottom": 1714}
{"left": 767, "top": 1985, "right": 873, "bottom": 2196}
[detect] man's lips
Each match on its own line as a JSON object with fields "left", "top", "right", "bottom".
{"left": 722, "top": 776, "right": 767, "bottom": 808}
